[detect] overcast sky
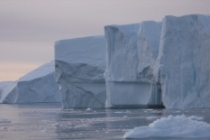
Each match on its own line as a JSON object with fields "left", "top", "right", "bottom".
{"left": 0, "top": 0, "right": 210, "bottom": 81}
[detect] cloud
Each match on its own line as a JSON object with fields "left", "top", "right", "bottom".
{"left": 1, "top": 0, "right": 209, "bottom": 42}
{"left": 0, "top": 62, "right": 40, "bottom": 81}
{"left": 0, "top": 0, "right": 210, "bottom": 81}
{"left": 0, "top": 41, "right": 54, "bottom": 64}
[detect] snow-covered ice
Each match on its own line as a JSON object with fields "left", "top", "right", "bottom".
{"left": 124, "top": 114, "right": 210, "bottom": 139}
{"left": 55, "top": 36, "right": 106, "bottom": 109}
{"left": 0, "top": 61, "right": 61, "bottom": 103}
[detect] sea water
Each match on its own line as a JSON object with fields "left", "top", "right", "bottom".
{"left": 0, "top": 103, "right": 210, "bottom": 140}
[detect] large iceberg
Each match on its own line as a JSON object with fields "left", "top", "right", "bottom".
{"left": 0, "top": 61, "right": 61, "bottom": 103}
{"left": 154, "top": 14, "right": 210, "bottom": 108}
{"left": 104, "top": 22, "right": 163, "bottom": 108}
{"left": 105, "top": 14, "right": 210, "bottom": 109}
{"left": 54, "top": 36, "right": 106, "bottom": 109}
{"left": 2, "top": 14, "right": 208, "bottom": 109}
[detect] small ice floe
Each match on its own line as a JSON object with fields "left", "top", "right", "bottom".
{"left": 123, "top": 115, "right": 127, "bottom": 118}
{"left": 173, "top": 110, "right": 181, "bottom": 113}
{"left": 0, "top": 119, "right": 11, "bottom": 123}
{"left": 41, "top": 128, "right": 48, "bottom": 133}
{"left": 124, "top": 114, "right": 210, "bottom": 139}
{"left": 53, "top": 123, "right": 60, "bottom": 127}
{"left": 188, "top": 115, "right": 204, "bottom": 121}
{"left": 144, "top": 109, "right": 154, "bottom": 113}
{"left": 114, "top": 111, "right": 124, "bottom": 114}
{"left": 86, "top": 108, "right": 93, "bottom": 111}
{"left": 152, "top": 110, "right": 162, "bottom": 114}
{"left": 41, "top": 120, "right": 50, "bottom": 123}
{"left": 146, "top": 116, "right": 159, "bottom": 120}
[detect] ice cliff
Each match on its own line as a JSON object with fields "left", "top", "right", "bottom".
{"left": 104, "top": 22, "right": 163, "bottom": 108}
{"left": 154, "top": 14, "right": 210, "bottom": 108}
{"left": 0, "top": 61, "right": 61, "bottom": 103}
{"left": 54, "top": 36, "right": 106, "bottom": 109}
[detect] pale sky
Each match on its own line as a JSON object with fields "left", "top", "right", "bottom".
{"left": 0, "top": 0, "right": 210, "bottom": 81}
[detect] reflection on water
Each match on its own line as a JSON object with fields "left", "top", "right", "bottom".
{"left": 0, "top": 103, "right": 210, "bottom": 140}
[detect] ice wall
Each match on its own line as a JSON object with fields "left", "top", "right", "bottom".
{"left": 55, "top": 36, "right": 106, "bottom": 109}
{"left": 0, "top": 61, "right": 61, "bottom": 103}
{"left": 154, "top": 14, "right": 210, "bottom": 108}
{"left": 104, "top": 22, "right": 163, "bottom": 108}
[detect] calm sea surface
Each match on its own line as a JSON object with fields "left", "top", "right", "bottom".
{"left": 0, "top": 103, "right": 210, "bottom": 140}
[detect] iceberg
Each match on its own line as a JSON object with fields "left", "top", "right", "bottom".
{"left": 0, "top": 61, "right": 61, "bottom": 103}
{"left": 123, "top": 115, "right": 210, "bottom": 138}
{"left": 2, "top": 14, "right": 209, "bottom": 109}
{"left": 54, "top": 36, "right": 106, "bottom": 109}
{"left": 104, "top": 22, "right": 163, "bottom": 108}
{"left": 154, "top": 14, "right": 210, "bottom": 108}
{"left": 105, "top": 14, "right": 210, "bottom": 109}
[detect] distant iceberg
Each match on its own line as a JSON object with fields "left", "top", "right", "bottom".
{"left": 124, "top": 115, "right": 210, "bottom": 138}
{"left": 0, "top": 61, "right": 61, "bottom": 103}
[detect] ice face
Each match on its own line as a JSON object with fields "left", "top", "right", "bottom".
{"left": 123, "top": 115, "right": 210, "bottom": 138}
{"left": 54, "top": 36, "right": 106, "bottom": 109}
{"left": 137, "top": 21, "right": 162, "bottom": 83}
{"left": 0, "top": 61, "right": 61, "bottom": 103}
{"left": 104, "top": 22, "right": 163, "bottom": 108}
{"left": 154, "top": 14, "right": 210, "bottom": 108}
{"left": 104, "top": 23, "right": 140, "bottom": 81}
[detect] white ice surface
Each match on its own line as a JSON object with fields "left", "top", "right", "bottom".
{"left": 124, "top": 115, "right": 210, "bottom": 139}
{"left": 55, "top": 36, "right": 106, "bottom": 109}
